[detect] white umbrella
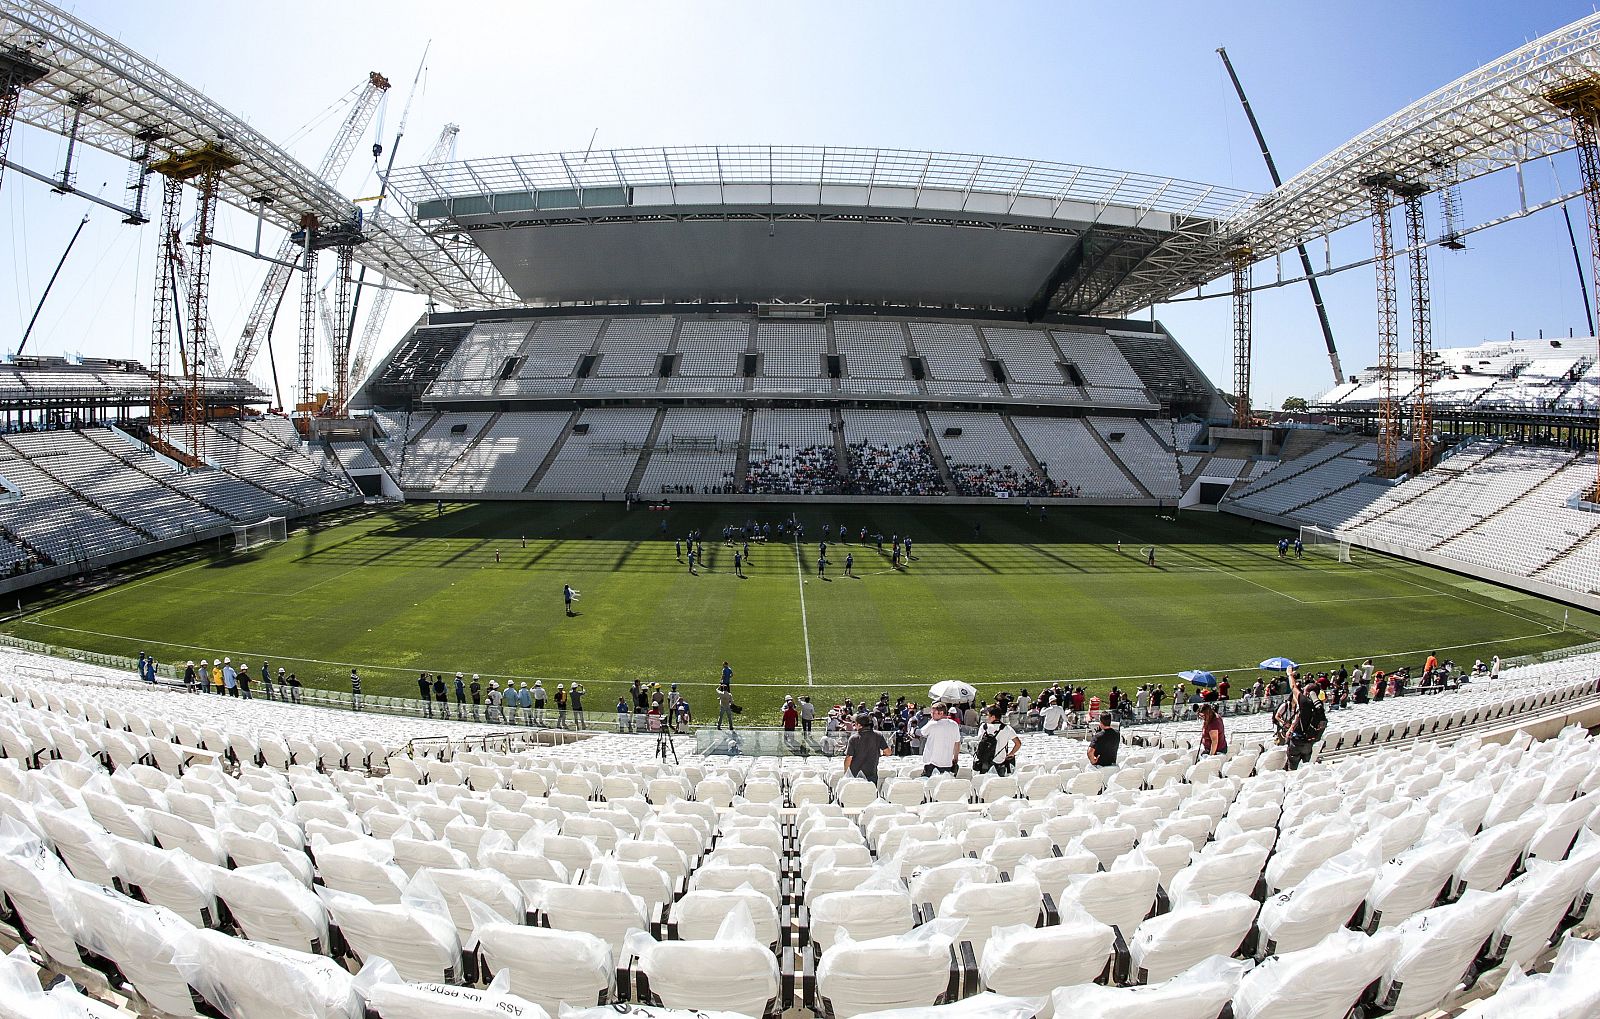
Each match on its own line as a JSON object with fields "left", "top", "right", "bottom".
{"left": 929, "top": 680, "right": 978, "bottom": 705}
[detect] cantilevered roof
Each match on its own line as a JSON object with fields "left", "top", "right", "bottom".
{"left": 1224, "top": 12, "right": 1600, "bottom": 259}
{"left": 384, "top": 145, "right": 1259, "bottom": 315}
{"left": 0, "top": 0, "right": 516, "bottom": 310}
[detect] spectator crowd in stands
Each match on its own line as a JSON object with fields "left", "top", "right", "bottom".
{"left": 744, "top": 443, "right": 844, "bottom": 495}
{"left": 947, "top": 461, "right": 1061, "bottom": 497}
{"left": 847, "top": 440, "right": 943, "bottom": 495}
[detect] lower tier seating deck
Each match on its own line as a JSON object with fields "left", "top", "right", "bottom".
{"left": 638, "top": 408, "right": 743, "bottom": 494}
{"left": 399, "top": 412, "right": 496, "bottom": 490}
{"left": 0, "top": 645, "right": 1597, "bottom": 1018}
{"left": 746, "top": 409, "right": 841, "bottom": 495}
{"left": 842, "top": 409, "right": 944, "bottom": 496}
{"left": 1228, "top": 435, "right": 1600, "bottom": 602}
{"left": 1012, "top": 417, "right": 1142, "bottom": 498}
{"left": 926, "top": 410, "right": 1054, "bottom": 497}
{"left": 534, "top": 408, "right": 656, "bottom": 497}
{"left": 436, "top": 412, "right": 572, "bottom": 494}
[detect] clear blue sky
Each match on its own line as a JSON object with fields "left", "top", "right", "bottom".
{"left": 2, "top": 0, "right": 1594, "bottom": 405}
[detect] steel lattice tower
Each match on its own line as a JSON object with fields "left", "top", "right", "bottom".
{"left": 147, "top": 177, "right": 183, "bottom": 441}
{"left": 1397, "top": 184, "right": 1433, "bottom": 475}
{"left": 1229, "top": 244, "right": 1254, "bottom": 428}
{"left": 1549, "top": 80, "right": 1600, "bottom": 500}
{"left": 1365, "top": 178, "right": 1402, "bottom": 478}
{"left": 298, "top": 216, "right": 320, "bottom": 418}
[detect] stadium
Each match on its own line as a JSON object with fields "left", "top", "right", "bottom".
{"left": 3, "top": 0, "right": 1600, "bottom": 1016}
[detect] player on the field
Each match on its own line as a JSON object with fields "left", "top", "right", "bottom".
{"left": 733, "top": 550, "right": 743, "bottom": 577}
{"left": 844, "top": 551, "right": 854, "bottom": 577}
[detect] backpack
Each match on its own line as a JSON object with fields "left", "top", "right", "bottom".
{"left": 974, "top": 728, "right": 998, "bottom": 773}
{"left": 1295, "top": 697, "right": 1328, "bottom": 742}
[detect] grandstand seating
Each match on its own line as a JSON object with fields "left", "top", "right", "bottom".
{"left": 1012, "top": 417, "right": 1141, "bottom": 499}
{"left": 534, "top": 409, "right": 655, "bottom": 496}
{"left": 0, "top": 424, "right": 358, "bottom": 572}
{"left": 638, "top": 408, "right": 743, "bottom": 494}
{"left": 0, "top": 644, "right": 1596, "bottom": 1017}
{"left": 435, "top": 412, "right": 571, "bottom": 495}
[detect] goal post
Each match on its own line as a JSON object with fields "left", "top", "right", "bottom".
{"left": 1299, "top": 525, "right": 1351, "bottom": 563}
{"left": 231, "top": 516, "right": 288, "bottom": 553}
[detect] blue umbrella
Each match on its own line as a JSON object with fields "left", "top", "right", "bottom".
{"left": 1178, "top": 670, "right": 1217, "bottom": 688}
{"left": 1259, "top": 657, "right": 1298, "bottom": 672}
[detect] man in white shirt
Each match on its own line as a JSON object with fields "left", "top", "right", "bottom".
{"left": 920, "top": 703, "right": 962, "bottom": 777}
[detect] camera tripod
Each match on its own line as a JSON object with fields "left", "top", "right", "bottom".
{"left": 655, "top": 724, "right": 680, "bottom": 764}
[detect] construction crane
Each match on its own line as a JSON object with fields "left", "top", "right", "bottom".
{"left": 347, "top": 123, "right": 459, "bottom": 393}
{"left": 227, "top": 71, "right": 390, "bottom": 379}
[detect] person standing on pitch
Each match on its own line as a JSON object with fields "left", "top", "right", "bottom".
{"left": 454, "top": 672, "right": 467, "bottom": 720}
{"left": 564, "top": 584, "right": 575, "bottom": 616}
{"left": 571, "top": 682, "right": 587, "bottom": 729}
{"left": 418, "top": 672, "right": 433, "bottom": 717}
{"left": 733, "top": 549, "right": 743, "bottom": 577}
{"left": 350, "top": 668, "right": 363, "bottom": 711}
{"left": 721, "top": 661, "right": 734, "bottom": 692}
{"left": 844, "top": 551, "right": 854, "bottom": 577}
{"left": 716, "top": 684, "right": 736, "bottom": 730}
{"left": 533, "top": 680, "right": 547, "bottom": 725}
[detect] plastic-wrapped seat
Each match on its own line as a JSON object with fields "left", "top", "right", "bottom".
{"left": 1057, "top": 858, "right": 1160, "bottom": 937}
{"left": 1231, "top": 928, "right": 1391, "bottom": 1019}
{"left": 62, "top": 877, "right": 198, "bottom": 1017}
{"left": 689, "top": 861, "right": 781, "bottom": 904}
{"left": 1127, "top": 892, "right": 1258, "bottom": 983}
{"left": 116, "top": 836, "right": 220, "bottom": 928}
{"left": 1257, "top": 840, "right": 1380, "bottom": 956}
{"left": 1264, "top": 826, "right": 1356, "bottom": 892}
{"left": 909, "top": 860, "right": 999, "bottom": 910}
{"left": 355, "top": 957, "right": 552, "bottom": 1019}
{"left": 934, "top": 876, "right": 1044, "bottom": 958}
{"left": 1490, "top": 853, "right": 1600, "bottom": 972}
{"left": 811, "top": 882, "right": 915, "bottom": 951}
{"left": 214, "top": 862, "right": 330, "bottom": 954}
{"left": 815, "top": 919, "right": 971, "bottom": 1019}
{"left": 1363, "top": 827, "right": 1472, "bottom": 930}
{"left": 529, "top": 879, "right": 647, "bottom": 954}
{"left": 1168, "top": 843, "right": 1269, "bottom": 903}
{"left": 36, "top": 806, "right": 122, "bottom": 890}
{"left": 316, "top": 885, "right": 462, "bottom": 983}
{"left": 1454, "top": 814, "right": 1542, "bottom": 895}
{"left": 1053, "top": 955, "right": 1246, "bottom": 1019}
{"left": 662, "top": 885, "right": 775, "bottom": 944}
{"left": 1077, "top": 823, "right": 1137, "bottom": 868}
{"left": 472, "top": 914, "right": 614, "bottom": 1015}
{"left": 312, "top": 835, "right": 407, "bottom": 905}
{"left": 979, "top": 909, "right": 1114, "bottom": 1017}
{"left": 625, "top": 903, "right": 781, "bottom": 1018}
{"left": 220, "top": 823, "right": 314, "bottom": 885}
{"left": 0, "top": 828, "right": 83, "bottom": 970}
{"left": 146, "top": 809, "right": 226, "bottom": 867}
{"left": 1368, "top": 890, "right": 1516, "bottom": 1018}
{"left": 177, "top": 928, "right": 363, "bottom": 1019}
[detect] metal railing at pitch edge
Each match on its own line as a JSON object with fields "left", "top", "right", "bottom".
{"left": 0, "top": 632, "right": 182, "bottom": 681}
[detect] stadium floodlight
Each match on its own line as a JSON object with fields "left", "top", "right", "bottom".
{"left": 1300, "top": 525, "right": 1352, "bottom": 564}
{"left": 231, "top": 516, "right": 287, "bottom": 553}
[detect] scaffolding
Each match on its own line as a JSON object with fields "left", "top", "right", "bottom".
{"left": 1548, "top": 79, "right": 1600, "bottom": 500}
{"left": 1397, "top": 182, "right": 1434, "bottom": 475}
{"left": 1364, "top": 176, "right": 1403, "bottom": 477}
{"left": 1229, "top": 244, "right": 1254, "bottom": 428}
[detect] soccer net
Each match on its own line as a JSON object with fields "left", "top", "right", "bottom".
{"left": 232, "top": 516, "right": 287, "bottom": 552}
{"left": 1300, "top": 525, "right": 1351, "bottom": 563}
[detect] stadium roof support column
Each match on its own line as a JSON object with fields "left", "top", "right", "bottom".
{"left": 1548, "top": 80, "right": 1600, "bottom": 501}
{"left": 1229, "top": 244, "right": 1254, "bottom": 428}
{"left": 330, "top": 244, "right": 355, "bottom": 416}
{"left": 148, "top": 176, "right": 182, "bottom": 442}
{"left": 297, "top": 217, "right": 319, "bottom": 425}
{"left": 149, "top": 143, "right": 238, "bottom": 461}
{"left": 1398, "top": 183, "right": 1433, "bottom": 475}
{"left": 1364, "top": 176, "right": 1403, "bottom": 478}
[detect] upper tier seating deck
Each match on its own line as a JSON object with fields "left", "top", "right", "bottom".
{"left": 1051, "top": 331, "right": 1151, "bottom": 405}
{"left": 499, "top": 318, "right": 603, "bottom": 397}
{"left": 429, "top": 324, "right": 532, "bottom": 398}
{"left": 675, "top": 320, "right": 750, "bottom": 377}
{"left": 756, "top": 322, "right": 828, "bottom": 377}
{"left": 594, "top": 317, "right": 676, "bottom": 378}
{"left": 833, "top": 319, "right": 908, "bottom": 380}
{"left": 0, "top": 643, "right": 1598, "bottom": 1017}
{"left": 907, "top": 322, "right": 989, "bottom": 382}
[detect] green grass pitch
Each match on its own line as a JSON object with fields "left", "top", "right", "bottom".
{"left": 8, "top": 501, "right": 1598, "bottom": 724}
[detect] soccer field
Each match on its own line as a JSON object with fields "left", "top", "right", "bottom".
{"left": 7, "top": 501, "right": 1598, "bottom": 723}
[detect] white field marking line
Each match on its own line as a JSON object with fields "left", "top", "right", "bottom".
{"left": 13, "top": 619, "right": 1554, "bottom": 690}
{"left": 1344, "top": 548, "right": 1565, "bottom": 633}
{"left": 793, "top": 537, "right": 814, "bottom": 687}
{"left": 30, "top": 557, "right": 214, "bottom": 620}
